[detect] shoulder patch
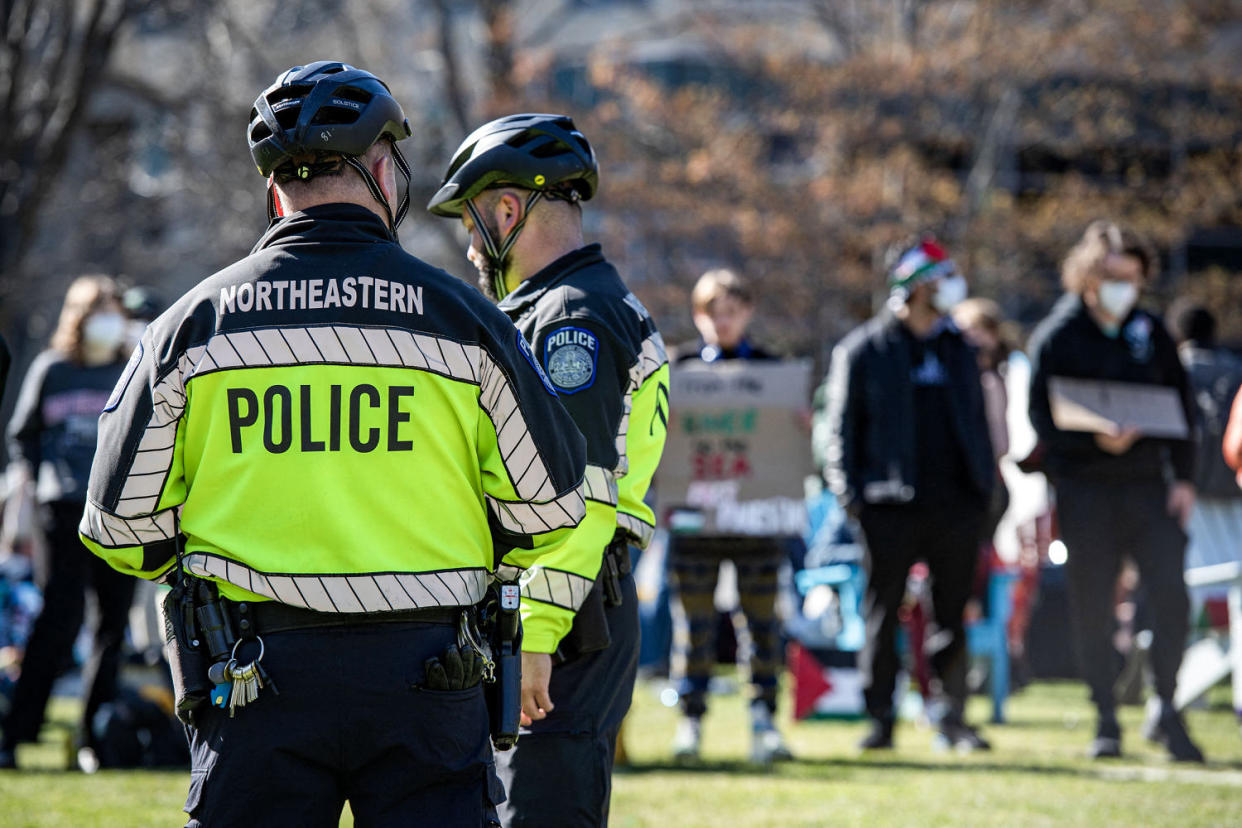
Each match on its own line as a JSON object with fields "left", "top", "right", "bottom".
{"left": 544, "top": 326, "right": 599, "bottom": 395}
{"left": 517, "top": 331, "right": 558, "bottom": 396}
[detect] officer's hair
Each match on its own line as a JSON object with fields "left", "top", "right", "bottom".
{"left": 274, "top": 139, "right": 392, "bottom": 202}
{"left": 692, "top": 268, "right": 753, "bottom": 314}
{"left": 1062, "top": 220, "right": 1158, "bottom": 295}
{"left": 50, "top": 274, "right": 123, "bottom": 364}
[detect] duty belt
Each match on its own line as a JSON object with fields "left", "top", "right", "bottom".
{"left": 222, "top": 599, "right": 464, "bottom": 636}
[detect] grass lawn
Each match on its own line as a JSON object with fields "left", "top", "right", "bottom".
{"left": 1, "top": 680, "right": 1239, "bottom": 826}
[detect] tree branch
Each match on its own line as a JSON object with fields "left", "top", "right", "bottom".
{"left": 432, "top": 0, "right": 470, "bottom": 137}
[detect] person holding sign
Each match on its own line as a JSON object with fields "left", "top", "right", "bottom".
{"left": 824, "top": 236, "right": 995, "bottom": 752}
{"left": 1027, "top": 220, "right": 1203, "bottom": 762}
{"left": 667, "top": 269, "right": 795, "bottom": 764}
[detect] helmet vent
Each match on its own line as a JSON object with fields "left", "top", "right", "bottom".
{"left": 312, "top": 105, "right": 363, "bottom": 126}
{"left": 250, "top": 122, "right": 273, "bottom": 142}
{"left": 530, "top": 141, "right": 570, "bottom": 159}
{"left": 333, "top": 86, "right": 373, "bottom": 105}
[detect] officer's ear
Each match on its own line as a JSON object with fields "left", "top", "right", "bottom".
{"left": 494, "top": 190, "right": 525, "bottom": 236}
{"left": 369, "top": 152, "right": 396, "bottom": 211}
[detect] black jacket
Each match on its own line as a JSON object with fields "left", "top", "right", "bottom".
{"left": 1027, "top": 293, "right": 1195, "bottom": 484}
{"left": 823, "top": 310, "right": 994, "bottom": 510}
{"left": 497, "top": 243, "right": 669, "bottom": 656}
{"left": 671, "top": 338, "right": 775, "bottom": 364}
{"left": 499, "top": 244, "right": 668, "bottom": 547}
{"left": 8, "top": 350, "right": 126, "bottom": 504}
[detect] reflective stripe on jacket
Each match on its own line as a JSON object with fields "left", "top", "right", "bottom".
{"left": 80, "top": 204, "right": 587, "bottom": 610}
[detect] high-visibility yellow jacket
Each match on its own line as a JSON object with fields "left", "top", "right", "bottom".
{"left": 80, "top": 205, "right": 587, "bottom": 611}
{"left": 498, "top": 244, "right": 669, "bottom": 653}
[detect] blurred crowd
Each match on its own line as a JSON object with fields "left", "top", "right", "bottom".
{"left": 1, "top": 217, "right": 1240, "bottom": 770}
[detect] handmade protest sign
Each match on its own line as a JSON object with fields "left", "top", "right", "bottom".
{"left": 1049, "top": 376, "right": 1188, "bottom": 439}
{"left": 660, "top": 359, "right": 813, "bottom": 537}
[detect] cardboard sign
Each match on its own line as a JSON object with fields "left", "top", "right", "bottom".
{"left": 660, "top": 359, "right": 813, "bottom": 537}
{"left": 1049, "top": 377, "right": 1188, "bottom": 439}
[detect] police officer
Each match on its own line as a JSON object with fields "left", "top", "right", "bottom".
{"left": 430, "top": 113, "right": 669, "bottom": 826}
{"left": 79, "top": 63, "right": 588, "bottom": 826}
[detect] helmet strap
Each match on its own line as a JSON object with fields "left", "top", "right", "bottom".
{"left": 266, "top": 176, "right": 285, "bottom": 222}
{"left": 343, "top": 141, "right": 412, "bottom": 240}
{"left": 463, "top": 189, "right": 543, "bottom": 299}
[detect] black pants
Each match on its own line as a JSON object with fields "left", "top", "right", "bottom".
{"left": 1053, "top": 477, "right": 1190, "bottom": 711}
{"left": 184, "top": 620, "right": 500, "bottom": 828}
{"left": 496, "top": 570, "right": 638, "bottom": 828}
{"left": 2, "top": 500, "right": 136, "bottom": 750}
{"left": 669, "top": 537, "right": 785, "bottom": 718}
{"left": 857, "top": 502, "right": 983, "bottom": 720}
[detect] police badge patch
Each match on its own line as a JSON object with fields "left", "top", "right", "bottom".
{"left": 544, "top": 326, "right": 599, "bottom": 394}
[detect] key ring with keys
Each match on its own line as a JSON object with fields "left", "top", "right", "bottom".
{"left": 230, "top": 635, "right": 265, "bottom": 664}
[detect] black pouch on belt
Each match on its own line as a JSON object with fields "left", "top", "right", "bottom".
{"left": 553, "top": 575, "right": 611, "bottom": 664}
{"left": 160, "top": 578, "right": 213, "bottom": 726}
{"left": 602, "top": 532, "right": 632, "bottom": 608}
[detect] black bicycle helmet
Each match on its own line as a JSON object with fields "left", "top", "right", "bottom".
{"left": 248, "top": 61, "right": 413, "bottom": 231}
{"left": 427, "top": 113, "right": 598, "bottom": 218}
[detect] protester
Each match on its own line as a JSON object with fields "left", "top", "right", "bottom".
{"left": 667, "top": 268, "right": 793, "bottom": 764}
{"left": 953, "top": 298, "right": 1012, "bottom": 464}
{"left": 429, "top": 113, "right": 669, "bottom": 825}
{"left": 77, "top": 62, "right": 588, "bottom": 823}
{"left": 953, "top": 298, "right": 1013, "bottom": 619}
{"left": 823, "top": 236, "right": 994, "bottom": 751}
{"left": 1167, "top": 300, "right": 1242, "bottom": 609}
{"left": 1027, "top": 220, "right": 1203, "bottom": 762}
{"left": 0, "top": 276, "right": 134, "bottom": 771}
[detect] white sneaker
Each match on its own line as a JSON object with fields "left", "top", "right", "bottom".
{"left": 750, "top": 704, "right": 793, "bottom": 763}
{"left": 76, "top": 747, "right": 101, "bottom": 774}
{"left": 672, "top": 717, "right": 702, "bottom": 760}
{"left": 751, "top": 726, "right": 794, "bottom": 763}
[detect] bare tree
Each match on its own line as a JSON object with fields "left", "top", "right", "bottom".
{"left": 0, "top": 0, "right": 159, "bottom": 312}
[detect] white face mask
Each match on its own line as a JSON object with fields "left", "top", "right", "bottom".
{"left": 82, "top": 311, "right": 127, "bottom": 353}
{"left": 1096, "top": 280, "right": 1138, "bottom": 320}
{"left": 932, "top": 275, "right": 968, "bottom": 314}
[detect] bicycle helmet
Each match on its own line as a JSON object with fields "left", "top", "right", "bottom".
{"left": 428, "top": 114, "right": 597, "bottom": 297}
{"left": 248, "top": 61, "right": 413, "bottom": 232}
{"left": 428, "top": 113, "right": 597, "bottom": 218}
